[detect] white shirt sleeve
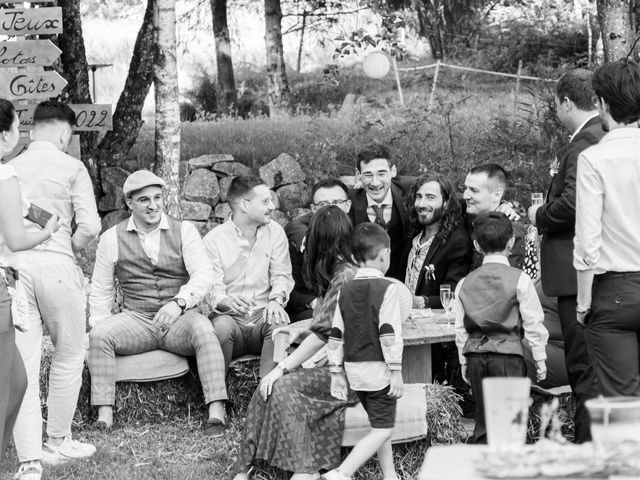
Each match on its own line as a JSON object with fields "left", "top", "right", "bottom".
{"left": 517, "top": 272, "right": 549, "bottom": 361}
{"left": 574, "top": 153, "right": 604, "bottom": 271}
{"left": 268, "top": 223, "right": 295, "bottom": 303}
{"left": 203, "top": 229, "right": 229, "bottom": 310}
{"left": 454, "top": 278, "right": 468, "bottom": 366}
{"left": 89, "top": 227, "right": 118, "bottom": 327}
{"left": 175, "top": 222, "right": 214, "bottom": 308}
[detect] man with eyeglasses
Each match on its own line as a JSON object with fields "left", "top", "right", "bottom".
{"left": 284, "top": 179, "right": 352, "bottom": 321}
{"left": 526, "top": 69, "right": 603, "bottom": 444}
{"left": 88, "top": 170, "right": 228, "bottom": 436}
{"left": 349, "top": 144, "right": 415, "bottom": 280}
{"left": 204, "top": 175, "right": 294, "bottom": 380}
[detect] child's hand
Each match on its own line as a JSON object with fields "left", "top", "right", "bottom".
{"left": 461, "top": 364, "right": 469, "bottom": 384}
{"left": 536, "top": 360, "right": 547, "bottom": 382}
{"left": 388, "top": 370, "right": 404, "bottom": 399}
{"left": 330, "top": 373, "right": 349, "bottom": 401}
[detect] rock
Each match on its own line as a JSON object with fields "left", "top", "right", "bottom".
{"left": 98, "top": 166, "right": 129, "bottom": 211}
{"left": 338, "top": 93, "right": 357, "bottom": 116}
{"left": 212, "top": 161, "right": 252, "bottom": 177}
{"left": 101, "top": 209, "right": 131, "bottom": 232}
{"left": 259, "top": 153, "right": 306, "bottom": 188}
{"left": 269, "top": 210, "right": 289, "bottom": 228}
{"left": 276, "top": 182, "right": 311, "bottom": 214}
{"left": 122, "top": 159, "right": 139, "bottom": 173}
{"left": 219, "top": 176, "right": 232, "bottom": 202}
{"left": 188, "top": 154, "right": 234, "bottom": 170}
{"left": 188, "top": 219, "right": 220, "bottom": 237}
{"left": 270, "top": 190, "right": 280, "bottom": 210}
{"left": 184, "top": 169, "right": 220, "bottom": 206}
{"left": 339, "top": 175, "right": 357, "bottom": 187}
{"left": 180, "top": 201, "right": 212, "bottom": 221}
{"left": 214, "top": 202, "right": 232, "bottom": 221}
{"left": 290, "top": 207, "right": 312, "bottom": 220}
{"left": 179, "top": 160, "right": 189, "bottom": 193}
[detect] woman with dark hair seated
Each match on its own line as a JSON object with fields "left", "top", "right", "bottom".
{"left": 233, "top": 205, "right": 358, "bottom": 480}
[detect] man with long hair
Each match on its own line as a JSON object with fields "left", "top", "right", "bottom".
{"left": 405, "top": 174, "right": 473, "bottom": 309}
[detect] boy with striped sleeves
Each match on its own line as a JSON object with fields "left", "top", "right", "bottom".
{"left": 324, "top": 223, "right": 412, "bottom": 480}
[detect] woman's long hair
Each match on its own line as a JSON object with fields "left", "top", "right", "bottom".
{"left": 302, "top": 205, "right": 354, "bottom": 297}
{"left": 406, "top": 173, "right": 464, "bottom": 242}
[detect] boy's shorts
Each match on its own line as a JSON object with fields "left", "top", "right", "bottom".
{"left": 355, "top": 385, "right": 397, "bottom": 429}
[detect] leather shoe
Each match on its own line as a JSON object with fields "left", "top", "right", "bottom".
{"left": 204, "top": 417, "right": 226, "bottom": 437}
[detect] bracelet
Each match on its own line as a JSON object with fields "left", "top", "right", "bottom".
{"left": 277, "top": 361, "right": 289, "bottom": 375}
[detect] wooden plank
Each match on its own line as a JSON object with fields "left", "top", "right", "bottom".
{"left": 17, "top": 104, "right": 113, "bottom": 132}
{"left": 2, "top": 1, "right": 56, "bottom": 3}
{"left": 0, "top": 71, "right": 67, "bottom": 100}
{"left": 403, "top": 343, "right": 433, "bottom": 383}
{"left": 0, "top": 40, "right": 62, "bottom": 68}
{"left": 72, "top": 104, "right": 113, "bottom": 131}
{"left": 0, "top": 8, "right": 63, "bottom": 35}
{"left": 67, "top": 135, "right": 81, "bottom": 160}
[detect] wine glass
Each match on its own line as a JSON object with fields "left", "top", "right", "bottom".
{"left": 440, "top": 285, "right": 453, "bottom": 324}
{"left": 531, "top": 192, "right": 544, "bottom": 207}
{"left": 244, "top": 291, "right": 257, "bottom": 326}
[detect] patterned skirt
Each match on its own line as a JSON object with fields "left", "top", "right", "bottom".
{"left": 235, "top": 366, "right": 358, "bottom": 474}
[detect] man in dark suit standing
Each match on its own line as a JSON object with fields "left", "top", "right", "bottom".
{"left": 527, "top": 69, "right": 604, "bottom": 443}
{"left": 349, "top": 144, "right": 415, "bottom": 280}
{"left": 404, "top": 174, "right": 472, "bottom": 309}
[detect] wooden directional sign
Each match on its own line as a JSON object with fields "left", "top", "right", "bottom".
{"left": 0, "top": 8, "right": 63, "bottom": 36}
{"left": 0, "top": 71, "right": 67, "bottom": 101}
{"left": 16, "top": 104, "right": 113, "bottom": 132}
{"left": 0, "top": 40, "right": 62, "bottom": 68}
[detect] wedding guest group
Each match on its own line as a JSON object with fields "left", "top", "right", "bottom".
{"left": 2, "top": 57, "right": 640, "bottom": 480}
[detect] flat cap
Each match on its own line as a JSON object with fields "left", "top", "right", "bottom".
{"left": 123, "top": 170, "right": 166, "bottom": 197}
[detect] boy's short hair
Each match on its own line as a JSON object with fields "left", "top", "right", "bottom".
{"left": 473, "top": 212, "right": 513, "bottom": 254}
{"left": 33, "top": 100, "right": 76, "bottom": 126}
{"left": 311, "top": 178, "right": 349, "bottom": 200}
{"left": 355, "top": 143, "right": 393, "bottom": 172}
{"left": 227, "top": 175, "right": 265, "bottom": 207}
{"left": 351, "top": 223, "right": 390, "bottom": 263}
{"left": 556, "top": 69, "right": 596, "bottom": 111}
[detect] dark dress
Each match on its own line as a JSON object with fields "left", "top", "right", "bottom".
{"left": 235, "top": 264, "right": 359, "bottom": 474}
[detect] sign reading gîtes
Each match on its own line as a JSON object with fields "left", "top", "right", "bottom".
{"left": 16, "top": 104, "right": 113, "bottom": 132}
{"left": 0, "top": 8, "right": 63, "bottom": 35}
{"left": 0, "top": 71, "right": 67, "bottom": 100}
{"left": 0, "top": 40, "right": 62, "bottom": 68}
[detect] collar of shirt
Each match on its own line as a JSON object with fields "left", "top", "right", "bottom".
{"left": 127, "top": 213, "right": 170, "bottom": 234}
{"left": 26, "top": 140, "right": 60, "bottom": 152}
{"left": 412, "top": 231, "right": 436, "bottom": 251}
{"left": 227, "top": 216, "right": 269, "bottom": 240}
{"left": 366, "top": 188, "right": 393, "bottom": 208}
{"left": 354, "top": 267, "right": 385, "bottom": 279}
{"left": 599, "top": 126, "right": 640, "bottom": 144}
{"left": 482, "top": 254, "right": 510, "bottom": 266}
{"left": 569, "top": 113, "right": 599, "bottom": 143}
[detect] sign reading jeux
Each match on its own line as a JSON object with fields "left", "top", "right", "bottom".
{"left": 0, "top": 8, "right": 63, "bottom": 36}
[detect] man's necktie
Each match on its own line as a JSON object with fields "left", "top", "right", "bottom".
{"left": 372, "top": 204, "right": 386, "bottom": 229}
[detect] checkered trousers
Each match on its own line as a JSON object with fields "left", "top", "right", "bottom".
{"left": 88, "top": 309, "right": 227, "bottom": 405}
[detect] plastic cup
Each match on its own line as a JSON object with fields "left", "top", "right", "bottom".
{"left": 483, "top": 377, "right": 531, "bottom": 451}
{"left": 273, "top": 331, "right": 290, "bottom": 363}
{"left": 586, "top": 396, "right": 640, "bottom": 453}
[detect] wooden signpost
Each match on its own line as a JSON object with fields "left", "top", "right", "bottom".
{"left": 16, "top": 103, "right": 113, "bottom": 132}
{"left": 0, "top": 40, "right": 62, "bottom": 67}
{"left": 0, "top": 71, "right": 68, "bottom": 100}
{"left": 0, "top": 8, "right": 63, "bottom": 35}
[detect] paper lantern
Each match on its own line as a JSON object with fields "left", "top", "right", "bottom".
{"left": 363, "top": 52, "right": 390, "bottom": 79}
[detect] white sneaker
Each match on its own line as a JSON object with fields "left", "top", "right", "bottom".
{"left": 14, "top": 461, "right": 42, "bottom": 480}
{"left": 41, "top": 436, "right": 96, "bottom": 465}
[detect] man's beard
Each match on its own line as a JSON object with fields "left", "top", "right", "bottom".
{"left": 418, "top": 205, "right": 444, "bottom": 227}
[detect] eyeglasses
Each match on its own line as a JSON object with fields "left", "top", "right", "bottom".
{"left": 312, "top": 199, "right": 349, "bottom": 208}
{"left": 361, "top": 171, "right": 391, "bottom": 182}
{"left": 243, "top": 197, "right": 273, "bottom": 207}
{"left": 134, "top": 195, "right": 163, "bottom": 207}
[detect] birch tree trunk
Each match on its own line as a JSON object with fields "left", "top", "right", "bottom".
{"left": 211, "top": 0, "right": 238, "bottom": 113}
{"left": 596, "top": 0, "right": 635, "bottom": 61}
{"left": 264, "top": 0, "right": 291, "bottom": 116}
{"left": 153, "top": 0, "right": 181, "bottom": 217}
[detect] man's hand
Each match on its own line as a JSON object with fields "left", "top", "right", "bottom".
{"left": 153, "top": 301, "right": 182, "bottom": 332}
{"left": 461, "top": 364, "right": 470, "bottom": 384}
{"left": 259, "top": 366, "right": 284, "bottom": 400}
{"left": 330, "top": 372, "right": 349, "bottom": 401}
{"left": 264, "top": 300, "right": 289, "bottom": 325}
{"left": 536, "top": 360, "right": 547, "bottom": 382}
{"left": 496, "top": 202, "right": 521, "bottom": 222}
{"left": 218, "top": 296, "right": 253, "bottom": 316}
{"left": 388, "top": 370, "right": 404, "bottom": 398}
{"left": 527, "top": 205, "right": 541, "bottom": 227}
{"left": 576, "top": 308, "right": 591, "bottom": 325}
{"left": 44, "top": 213, "right": 61, "bottom": 236}
{"left": 412, "top": 295, "right": 426, "bottom": 309}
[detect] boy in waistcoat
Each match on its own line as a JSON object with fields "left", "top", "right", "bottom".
{"left": 454, "top": 212, "right": 548, "bottom": 444}
{"left": 324, "top": 223, "right": 412, "bottom": 480}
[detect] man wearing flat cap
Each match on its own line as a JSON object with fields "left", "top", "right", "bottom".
{"left": 87, "top": 170, "right": 228, "bottom": 436}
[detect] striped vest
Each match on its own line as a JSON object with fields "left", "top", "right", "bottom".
{"left": 458, "top": 262, "right": 524, "bottom": 357}
{"left": 114, "top": 217, "right": 189, "bottom": 315}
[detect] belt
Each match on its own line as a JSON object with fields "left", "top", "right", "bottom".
{"left": 596, "top": 271, "right": 640, "bottom": 281}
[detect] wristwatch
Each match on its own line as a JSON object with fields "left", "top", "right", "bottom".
{"left": 277, "top": 361, "right": 289, "bottom": 375}
{"left": 172, "top": 297, "right": 187, "bottom": 313}
{"left": 576, "top": 305, "right": 591, "bottom": 314}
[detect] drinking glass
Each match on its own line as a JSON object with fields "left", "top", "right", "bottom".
{"left": 483, "top": 377, "right": 531, "bottom": 452}
{"left": 531, "top": 192, "right": 544, "bottom": 207}
{"left": 440, "top": 285, "right": 453, "bottom": 323}
{"left": 244, "top": 292, "right": 257, "bottom": 326}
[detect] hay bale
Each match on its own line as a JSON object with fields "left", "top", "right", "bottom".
{"left": 425, "top": 383, "right": 466, "bottom": 445}
{"left": 527, "top": 390, "right": 575, "bottom": 443}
